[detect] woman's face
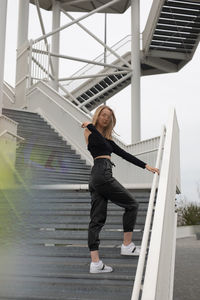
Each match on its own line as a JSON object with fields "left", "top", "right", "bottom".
{"left": 97, "top": 108, "right": 112, "bottom": 128}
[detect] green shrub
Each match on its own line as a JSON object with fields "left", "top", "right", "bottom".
{"left": 178, "top": 203, "right": 200, "bottom": 226}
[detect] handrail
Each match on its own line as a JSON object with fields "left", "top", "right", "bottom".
{"left": 141, "top": 108, "right": 180, "bottom": 300}
{"left": 0, "top": 130, "right": 25, "bottom": 142}
{"left": 131, "top": 125, "right": 166, "bottom": 300}
{"left": 32, "top": 50, "right": 130, "bottom": 71}
{"left": 28, "top": 34, "right": 131, "bottom": 91}
{"left": 2, "top": 90, "right": 15, "bottom": 104}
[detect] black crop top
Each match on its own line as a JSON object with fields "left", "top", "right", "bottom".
{"left": 87, "top": 124, "right": 146, "bottom": 169}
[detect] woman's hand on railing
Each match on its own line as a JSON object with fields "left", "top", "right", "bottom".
{"left": 145, "top": 164, "right": 160, "bottom": 175}
{"left": 81, "top": 121, "right": 92, "bottom": 128}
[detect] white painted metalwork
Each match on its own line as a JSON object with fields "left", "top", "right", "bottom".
{"left": 131, "top": 125, "right": 166, "bottom": 300}
{"left": 17, "top": 0, "right": 29, "bottom": 49}
{"left": 62, "top": 35, "right": 131, "bottom": 91}
{"left": 33, "top": 0, "right": 120, "bottom": 43}
{"left": 143, "top": 0, "right": 200, "bottom": 65}
{"left": 51, "top": 0, "right": 60, "bottom": 90}
{"left": 61, "top": 9, "right": 131, "bottom": 68}
{"left": 30, "top": 41, "right": 51, "bottom": 85}
{"left": 140, "top": 108, "right": 180, "bottom": 300}
{"left": 0, "top": 0, "right": 8, "bottom": 115}
{"left": 14, "top": 0, "right": 30, "bottom": 108}
{"left": 33, "top": 50, "right": 130, "bottom": 71}
{"left": 30, "top": 0, "right": 131, "bottom": 14}
{"left": 57, "top": 81, "right": 92, "bottom": 115}
{"left": 0, "top": 114, "right": 18, "bottom": 134}
{"left": 34, "top": 0, "right": 55, "bottom": 78}
{"left": 59, "top": 70, "right": 129, "bottom": 81}
{"left": 131, "top": 0, "right": 141, "bottom": 143}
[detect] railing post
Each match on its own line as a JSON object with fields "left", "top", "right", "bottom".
{"left": 17, "top": 0, "right": 29, "bottom": 49}
{"left": 28, "top": 40, "right": 33, "bottom": 88}
{"left": 48, "top": 44, "right": 51, "bottom": 81}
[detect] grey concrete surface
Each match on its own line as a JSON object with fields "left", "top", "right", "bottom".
{"left": 173, "top": 236, "right": 200, "bottom": 300}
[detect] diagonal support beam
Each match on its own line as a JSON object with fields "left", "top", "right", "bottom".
{"left": 31, "top": 48, "right": 131, "bottom": 71}
{"left": 33, "top": 0, "right": 120, "bottom": 43}
{"left": 61, "top": 9, "right": 131, "bottom": 68}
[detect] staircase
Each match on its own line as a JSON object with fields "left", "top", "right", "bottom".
{"left": 2, "top": 108, "right": 91, "bottom": 185}
{"left": 143, "top": 0, "right": 200, "bottom": 59}
{"left": 0, "top": 109, "right": 151, "bottom": 300}
{"left": 65, "top": 0, "right": 200, "bottom": 111}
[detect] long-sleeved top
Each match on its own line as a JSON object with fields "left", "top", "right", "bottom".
{"left": 86, "top": 123, "right": 146, "bottom": 169}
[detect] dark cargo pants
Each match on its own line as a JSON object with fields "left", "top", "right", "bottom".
{"left": 88, "top": 158, "right": 139, "bottom": 251}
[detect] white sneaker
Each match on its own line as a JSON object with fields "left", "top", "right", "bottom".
{"left": 90, "top": 260, "right": 113, "bottom": 274}
{"left": 121, "top": 242, "right": 140, "bottom": 256}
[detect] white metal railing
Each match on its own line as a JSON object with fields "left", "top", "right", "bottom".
{"left": 62, "top": 35, "right": 131, "bottom": 92}
{"left": 25, "top": 32, "right": 132, "bottom": 112}
{"left": 27, "top": 34, "right": 131, "bottom": 94}
{"left": 131, "top": 108, "right": 180, "bottom": 300}
{"left": 15, "top": 0, "right": 133, "bottom": 109}
{"left": 29, "top": 40, "right": 52, "bottom": 86}
{"left": 131, "top": 125, "right": 166, "bottom": 299}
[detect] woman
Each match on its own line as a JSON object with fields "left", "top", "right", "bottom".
{"left": 81, "top": 105, "right": 159, "bottom": 274}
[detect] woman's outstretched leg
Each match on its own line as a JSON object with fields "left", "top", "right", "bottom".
{"left": 95, "top": 176, "right": 140, "bottom": 256}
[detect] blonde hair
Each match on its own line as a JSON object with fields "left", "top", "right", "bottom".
{"left": 92, "top": 105, "right": 116, "bottom": 139}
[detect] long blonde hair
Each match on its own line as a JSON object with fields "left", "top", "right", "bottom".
{"left": 92, "top": 105, "right": 116, "bottom": 139}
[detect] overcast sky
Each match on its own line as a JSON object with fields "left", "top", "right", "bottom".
{"left": 4, "top": 0, "right": 200, "bottom": 203}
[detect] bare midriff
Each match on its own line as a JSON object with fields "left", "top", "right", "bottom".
{"left": 94, "top": 155, "right": 111, "bottom": 160}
